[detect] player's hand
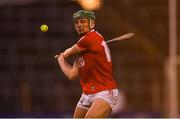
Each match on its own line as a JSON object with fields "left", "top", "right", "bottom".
{"left": 56, "top": 53, "right": 65, "bottom": 62}
{"left": 54, "top": 48, "right": 70, "bottom": 59}
{"left": 54, "top": 53, "right": 64, "bottom": 59}
{"left": 54, "top": 55, "right": 59, "bottom": 59}
{"left": 63, "top": 48, "right": 70, "bottom": 58}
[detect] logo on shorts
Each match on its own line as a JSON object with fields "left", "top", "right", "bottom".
{"left": 80, "top": 97, "right": 85, "bottom": 104}
{"left": 108, "top": 90, "right": 113, "bottom": 96}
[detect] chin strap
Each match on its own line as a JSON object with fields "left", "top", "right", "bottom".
{"left": 89, "top": 19, "right": 94, "bottom": 29}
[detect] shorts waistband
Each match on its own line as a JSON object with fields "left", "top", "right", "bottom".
{"left": 83, "top": 88, "right": 118, "bottom": 95}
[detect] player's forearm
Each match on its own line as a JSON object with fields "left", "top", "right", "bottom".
{"left": 57, "top": 54, "right": 77, "bottom": 80}
{"left": 63, "top": 44, "right": 81, "bottom": 58}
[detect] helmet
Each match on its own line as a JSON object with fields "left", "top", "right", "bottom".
{"left": 73, "top": 10, "right": 96, "bottom": 22}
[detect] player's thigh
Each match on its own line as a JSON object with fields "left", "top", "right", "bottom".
{"left": 85, "top": 98, "right": 111, "bottom": 118}
{"left": 73, "top": 106, "right": 88, "bottom": 118}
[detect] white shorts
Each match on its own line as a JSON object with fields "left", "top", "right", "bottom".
{"left": 77, "top": 89, "right": 119, "bottom": 111}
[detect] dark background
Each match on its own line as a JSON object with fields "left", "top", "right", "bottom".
{"left": 0, "top": 0, "right": 179, "bottom": 118}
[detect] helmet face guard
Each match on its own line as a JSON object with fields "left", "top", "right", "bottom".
{"left": 73, "top": 10, "right": 96, "bottom": 22}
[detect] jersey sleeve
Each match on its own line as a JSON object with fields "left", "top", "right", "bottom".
{"left": 77, "top": 35, "right": 92, "bottom": 51}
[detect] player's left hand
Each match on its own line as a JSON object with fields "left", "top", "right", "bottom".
{"left": 54, "top": 55, "right": 59, "bottom": 59}
{"left": 63, "top": 48, "right": 70, "bottom": 58}
{"left": 57, "top": 53, "right": 62, "bottom": 60}
{"left": 54, "top": 53, "right": 64, "bottom": 59}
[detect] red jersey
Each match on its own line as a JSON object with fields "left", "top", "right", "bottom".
{"left": 77, "top": 29, "right": 118, "bottom": 94}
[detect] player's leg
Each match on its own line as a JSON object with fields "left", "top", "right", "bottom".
{"left": 73, "top": 106, "right": 88, "bottom": 118}
{"left": 85, "top": 98, "right": 111, "bottom": 118}
{"left": 73, "top": 93, "right": 91, "bottom": 118}
{"left": 85, "top": 89, "right": 119, "bottom": 118}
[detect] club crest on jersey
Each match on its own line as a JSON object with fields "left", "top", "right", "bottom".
{"left": 91, "top": 86, "right": 95, "bottom": 91}
{"left": 78, "top": 56, "right": 85, "bottom": 68}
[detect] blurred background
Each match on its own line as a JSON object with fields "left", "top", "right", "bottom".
{"left": 0, "top": 0, "right": 179, "bottom": 118}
